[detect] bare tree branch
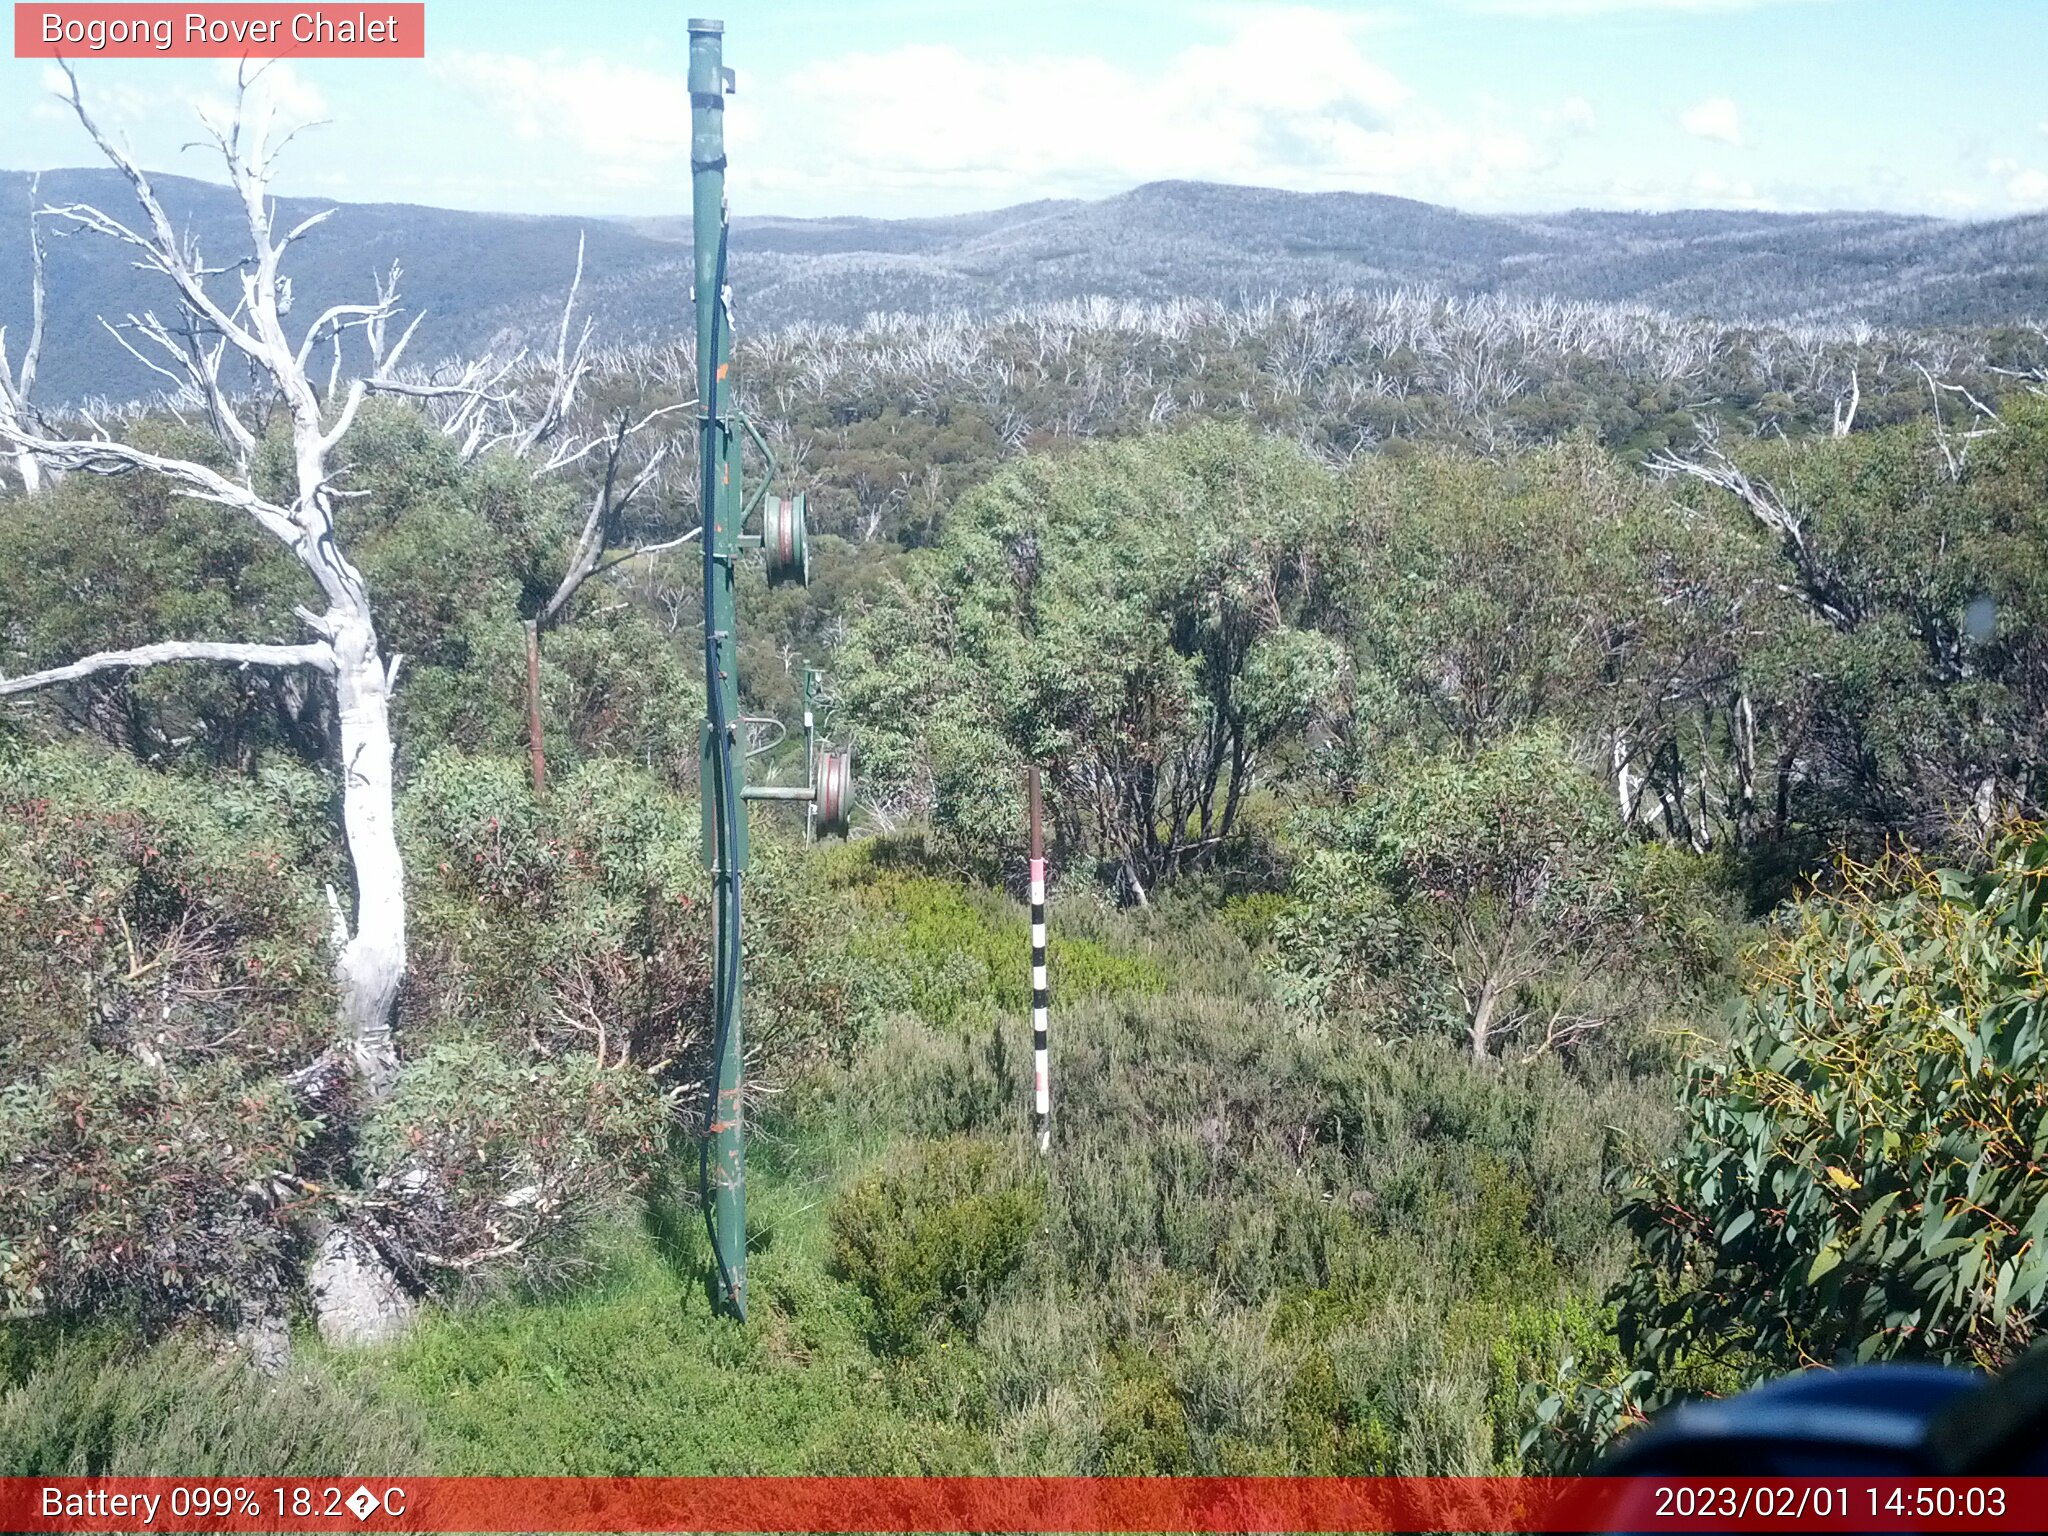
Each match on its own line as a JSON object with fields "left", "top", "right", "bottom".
{"left": 1, "top": 639, "right": 335, "bottom": 696}
{"left": 0, "top": 173, "right": 48, "bottom": 491}
{"left": 593, "top": 526, "right": 703, "bottom": 574}
{"left": 0, "top": 420, "right": 303, "bottom": 545}
{"left": 45, "top": 65, "right": 270, "bottom": 364}
{"left": 536, "top": 413, "right": 681, "bottom": 628}
{"left": 513, "top": 232, "right": 592, "bottom": 456}
{"left": 1649, "top": 422, "right": 1858, "bottom": 630}
{"left": 1831, "top": 364, "right": 1858, "bottom": 437}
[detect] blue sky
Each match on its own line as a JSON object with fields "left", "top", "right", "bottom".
{"left": 3, "top": 0, "right": 2042, "bottom": 219}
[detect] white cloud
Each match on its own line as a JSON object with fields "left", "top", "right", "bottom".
{"left": 1989, "top": 158, "right": 2048, "bottom": 208}
{"left": 433, "top": 52, "right": 689, "bottom": 188}
{"left": 1476, "top": 0, "right": 1830, "bottom": 14}
{"left": 1679, "top": 96, "right": 1744, "bottom": 146}
{"left": 745, "top": 7, "right": 1553, "bottom": 211}
{"left": 433, "top": 8, "right": 1579, "bottom": 212}
{"left": 1551, "top": 96, "right": 1598, "bottom": 135}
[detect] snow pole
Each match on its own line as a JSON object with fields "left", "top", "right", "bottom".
{"left": 1028, "top": 767, "right": 1049, "bottom": 1154}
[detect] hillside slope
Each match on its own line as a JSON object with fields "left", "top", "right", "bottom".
{"left": 2, "top": 171, "right": 2043, "bottom": 402}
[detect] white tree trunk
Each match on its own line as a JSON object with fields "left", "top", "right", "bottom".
{"left": 1, "top": 171, "right": 46, "bottom": 494}
{"left": 308, "top": 1227, "right": 417, "bottom": 1347}
{"left": 1612, "top": 726, "right": 1638, "bottom": 823}
{"left": 1470, "top": 969, "right": 1504, "bottom": 1060}
{"left": 331, "top": 616, "right": 406, "bottom": 1093}
{"left": 305, "top": 615, "right": 414, "bottom": 1344}
{"left": 0, "top": 69, "right": 433, "bottom": 1350}
{"left": 0, "top": 401, "right": 42, "bottom": 494}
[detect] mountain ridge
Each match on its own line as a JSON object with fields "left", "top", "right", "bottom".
{"left": 3, "top": 170, "right": 2043, "bottom": 402}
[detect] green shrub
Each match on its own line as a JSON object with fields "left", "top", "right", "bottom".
{"left": 1217, "top": 890, "right": 1290, "bottom": 952}
{"left": 798, "top": 1407, "right": 986, "bottom": 1474}
{"left": 0, "top": 746, "right": 332, "bottom": 1327}
{"left": 0, "top": 1059, "right": 314, "bottom": 1326}
{"left": 400, "top": 751, "right": 858, "bottom": 1101}
{"left": 0, "top": 1339, "right": 424, "bottom": 1475}
{"left": 831, "top": 849, "right": 1166, "bottom": 1030}
{"left": 0, "top": 745, "right": 336, "bottom": 1083}
{"left": 1271, "top": 730, "right": 1692, "bottom": 1060}
{"left": 379, "top": 1229, "right": 968, "bottom": 1475}
{"left": 829, "top": 1136, "right": 1045, "bottom": 1351}
{"left": 1100, "top": 1348, "right": 1195, "bottom": 1474}
{"left": 840, "top": 1016, "right": 1023, "bottom": 1143}
{"left": 359, "top": 1038, "right": 666, "bottom": 1297}
{"left": 1612, "top": 823, "right": 2048, "bottom": 1421}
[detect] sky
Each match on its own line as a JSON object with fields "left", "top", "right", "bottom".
{"left": 1, "top": 0, "right": 2043, "bottom": 221}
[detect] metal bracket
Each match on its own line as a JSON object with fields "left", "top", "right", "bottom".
{"left": 739, "top": 715, "right": 788, "bottom": 758}
{"left": 739, "top": 415, "right": 776, "bottom": 526}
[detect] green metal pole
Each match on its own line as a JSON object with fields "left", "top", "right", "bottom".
{"left": 690, "top": 15, "right": 747, "bottom": 1320}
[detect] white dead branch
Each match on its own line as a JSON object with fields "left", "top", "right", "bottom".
{"left": 1647, "top": 422, "right": 1856, "bottom": 631}
{"left": 0, "top": 174, "right": 47, "bottom": 492}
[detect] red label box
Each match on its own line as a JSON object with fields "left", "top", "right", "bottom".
{"left": 14, "top": 4, "right": 426, "bottom": 58}
{"left": 6, "top": 1477, "right": 2048, "bottom": 1533}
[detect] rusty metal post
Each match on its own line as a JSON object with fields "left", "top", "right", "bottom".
{"left": 523, "top": 619, "right": 546, "bottom": 798}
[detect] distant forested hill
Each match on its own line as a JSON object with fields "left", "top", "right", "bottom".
{"left": 3, "top": 169, "right": 2045, "bottom": 402}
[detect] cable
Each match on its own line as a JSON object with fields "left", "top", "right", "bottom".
{"left": 697, "top": 212, "right": 746, "bottom": 1320}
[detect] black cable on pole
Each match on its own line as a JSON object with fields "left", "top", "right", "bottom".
{"left": 697, "top": 213, "right": 746, "bottom": 1318}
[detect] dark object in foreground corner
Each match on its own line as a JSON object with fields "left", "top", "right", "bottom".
{"left": 1583, "top": 1349, "right": 2048, "bottom": 1530}
{"left": 1598, "top": 1364, "right": 1981, "bottom": 1478}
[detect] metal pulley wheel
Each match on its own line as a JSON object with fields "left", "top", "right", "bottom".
{"left": 814, "top": 750, "right": 853, "bottom": 838}
{"left": 764, "top": 493, "right": 810, "bottom": 588}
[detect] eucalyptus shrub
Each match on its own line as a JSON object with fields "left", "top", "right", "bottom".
{"left": 1593, "top": 824, "right": 2048, "bottom": 1438}
{"left": 1272, "top": 731, "right": 1705, "bottom": 1059}
{"left": 0, "top": 746, "right": 332, "bottom": 1326}
{"left": 358, "top": 1039, "right": 666, "bottom": 1297}
{"left": 400, "top": 751, "right": 859, "bottom": 1103}
{"left": 837, "top": 422, "right": 1350, "bottom": 893}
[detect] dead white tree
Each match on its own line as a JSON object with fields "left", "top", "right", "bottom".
{"left": 1915, "top": 362, "right": 2002, "bottom": 481}
{"left": 1832, "top": 364, "right": 1859, "bottom": 437}
{"left": 482, "top": 244, "right": 696, "bottom": 795}
{"left": 1648, "top": 422, "right": 1858, "bottom": 632}
{"left": 517, "top": 401, "right": 691, "bottom": 795}
{"left": 0, "top": 173, "right": 47, "bottom": 492}
{"left": 0, "top": 66, "right": 454, "bottom": 1346}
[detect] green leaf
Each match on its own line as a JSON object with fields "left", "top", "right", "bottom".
{"left": 1808, "top": 1241, "right": 1846, "bottom": 1284}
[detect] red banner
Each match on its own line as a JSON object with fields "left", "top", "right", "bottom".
{"left": 13, "top": 5, "right": 425, "bottom": 58}
{"left": 3, "top": 1477, "right": 2047, "bottom": 1532}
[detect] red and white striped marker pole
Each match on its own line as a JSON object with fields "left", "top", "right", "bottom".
{"left": 1028, "top": 767, "right": 1050, "bottom": 1154}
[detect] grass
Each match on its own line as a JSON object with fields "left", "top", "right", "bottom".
{"left": 353, "top": 1143, "right": 987, "bottom": 1476}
